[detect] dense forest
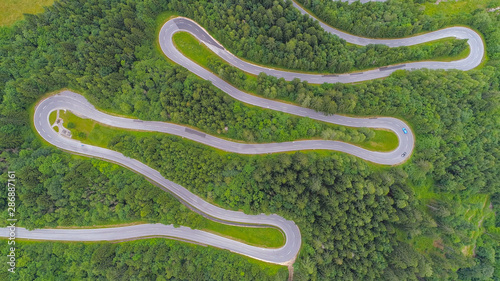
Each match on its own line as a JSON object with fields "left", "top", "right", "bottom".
{"left": 0, "top": 0, "right": 499, "bottom": 280}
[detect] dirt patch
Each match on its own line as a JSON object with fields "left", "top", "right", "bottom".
{"left": 433, "top": 239, "right": 444, "bottom": 250}
{"left": 461, "top": 245, "right": 471, "bottom": 256}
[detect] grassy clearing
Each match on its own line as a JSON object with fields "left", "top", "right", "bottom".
{"left": 423, "top": 0, "right": 500, "bottom": 16}
{"left": 58, "top": 110, "right": 97, "bottom": 142}
{"left": 49, "top": 110, "right": 57, "bottom": 125}
{"left": 173, "top": 31, "right": 211, "bottom": 67}
{"left": 55, "top": 111, "right": 285, "bottom": 248}
{"left": 413, "top": 235, "right": 435, "bottom": 253}
{"left": 359, "top": 130, "right": 399, "bottom": 152}
{"left": 59, "top": 110, "right": 93, "bottom": 132}
{"left": 0, "top": 0, "right": 54, "bottom": 26}
{"left": 408, "top": 179, "right": 494, "bottom": 256}
{"left": 201, "top": 220, "right": 285, "bottom": 248}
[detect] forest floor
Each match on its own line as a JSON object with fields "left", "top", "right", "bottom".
{"left": 409, "top": 181, "right": 494, "bottom": 257}
{"left": 424, "top": 0, "right": 500, "bottom": 16}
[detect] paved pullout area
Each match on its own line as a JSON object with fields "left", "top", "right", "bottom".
{"left": 1, "top": 1, "right": 484, "bottom": 266}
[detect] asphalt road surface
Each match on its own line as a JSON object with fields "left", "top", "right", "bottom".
{"left": 1, "top": 2, "right": 484, "bottom": 265}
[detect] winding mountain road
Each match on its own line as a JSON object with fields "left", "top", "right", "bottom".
{"left": 1, "top": 2, "right": 484, "bottom": 266}
{"left": 164, "top": 12, "right": 483, "bottom": 84}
